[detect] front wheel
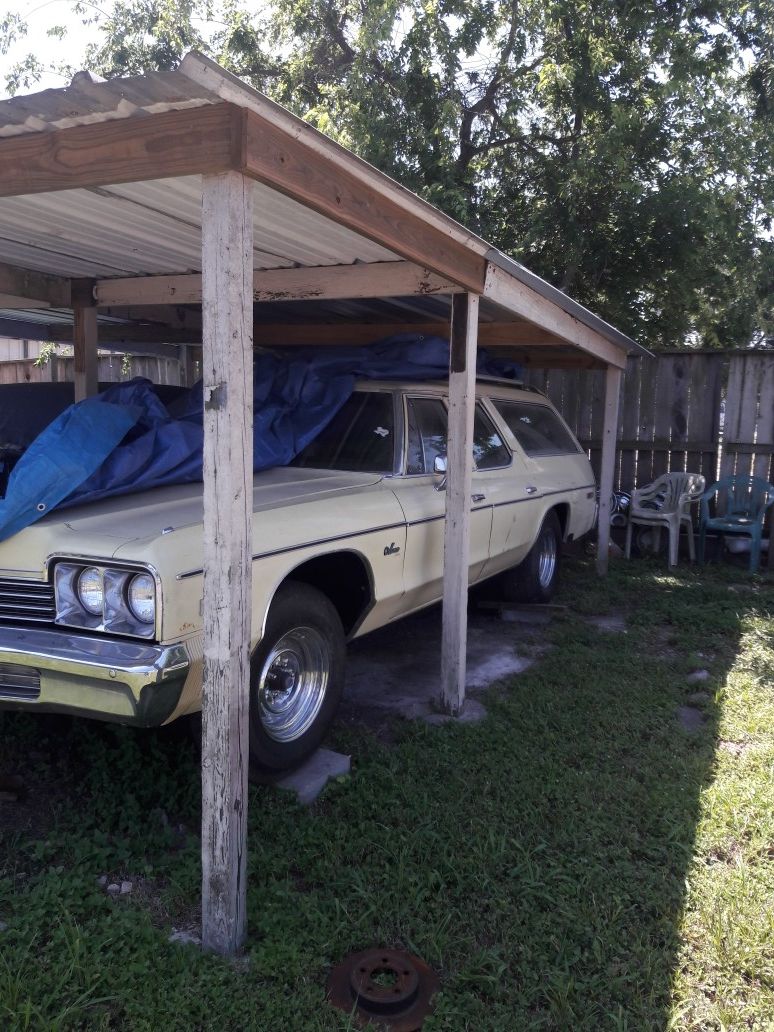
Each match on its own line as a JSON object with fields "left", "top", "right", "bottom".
{"left": 249, "top": 582, "right": 345, "bottom": 775}
{"left": 501, "top": 511, "right": 562, "bottom": 603}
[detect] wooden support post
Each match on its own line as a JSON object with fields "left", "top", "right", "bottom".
{"left": 596, "top": 365, "right": 623, "bottom": 575}
{"left": 440, "top": 292, "right": 479, "bottom": 715}
{"left": 200, "top": 171, "right": 254, "bottom": 956}
{"left": 72, "top": 280, "right": 98, "bottom": 401}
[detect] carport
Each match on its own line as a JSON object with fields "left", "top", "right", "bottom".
{"left": 0, "top": 53, "right": 645, "bottom": 954}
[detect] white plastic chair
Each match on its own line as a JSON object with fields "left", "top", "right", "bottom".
{"left": 624, "top": 472, "right": 706, "bottom": 567}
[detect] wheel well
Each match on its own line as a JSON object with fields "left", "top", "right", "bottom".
{"left": 551, "top": 503, "right": 570, "bottom": 540}
{"left": 284, "top": 551, "right": 373, "bottom": 636}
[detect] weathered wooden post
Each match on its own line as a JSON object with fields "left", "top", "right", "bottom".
{"left": 596, "top": 364, "right": 623, "bottom": 575}
{"left": 71, "top": 279, "right": 98, "bottom": 400}
{"left": 440, "top": 292, "right": 479, "bottom": 715}
{"left": 200, "top": 171, "right": 254, "bottom": 955}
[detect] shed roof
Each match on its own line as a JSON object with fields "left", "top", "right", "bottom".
{"left": 0, "top": 52, "right": 646, "bottom": 370}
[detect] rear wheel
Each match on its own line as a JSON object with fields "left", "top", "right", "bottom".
{"left": 249, "top": 582, "right": 345, "bottom": 775}
{"left": 501, "top": 511, "right": 562, "bottom": 603}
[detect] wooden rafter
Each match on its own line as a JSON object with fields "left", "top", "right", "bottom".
{"left": 242, "top": 112, "right": 487, "bottom": 293}
{"left": 0, "top": 260, "right": 71, "bottom": 307}
{"left": 484, "top": 263, "right": 628, "bottom": 369}
{"left": 0, "top": 103, "right": 242, "bottom": 198}
{"left": 94, "top": 261, "right": 462, "bottom": 307}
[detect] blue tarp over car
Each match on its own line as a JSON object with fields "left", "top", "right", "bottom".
{"left": 0, "top": 335, "right": 520, "bottom": 542}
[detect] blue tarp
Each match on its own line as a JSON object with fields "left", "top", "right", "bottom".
{"left": 0, "top": 335, "right": 520, "bottom": 542}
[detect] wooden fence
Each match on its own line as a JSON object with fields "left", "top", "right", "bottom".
{"left": 0, "top": 353, "right": 184, "bottom": 386}
{"left": 2, "top": 347, "right": 772, "bottom": 497}
{"left": 523, "top": 351, "right": 774, "bottom": 493}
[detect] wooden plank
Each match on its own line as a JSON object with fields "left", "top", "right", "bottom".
{"left": 597, "top": 365, "right": 623, "bottom": 574}
{"left": 440, "top": 292, "right": 479, "bottom": 715}
{"left": 636, "top": 354, "right": 659, "bottom": 486}
{"left": 734, "top": 355, "right": 763, "bottom": 482}
{"left": 686, "top": 355, "right": 710, "bottom": 478}
{"left": 588, "top": 369, "right": 606, "bottom": 483}
{"left": 95, "top": 261, "right": 463, "bottom": 307}
{"left": 0, "top": 103, "right": 242, "bottom": 198}
{"left": 668, "top": 354, "right": 689, "bottom": 474}
{"left": 753, "top": 357, "right": 774, "bottom": 484}
{"left": 0, "top": 261, "right": 71, "bottom": 307}
{"left": 253, "top": 320, "right": 561, "bottom": 348}
{"left": 651, "top": 356, "right": 674, "bottom": 479}
{"left": 483, "top": 263, "right": 629, "bottom": 369}
{"left": 200, "top": 171, "right": 254, "bottom": 957}
{"left": 618, "top": 357, "right": 640, "bottom": 491}
{"left": 243, "top": 110, "right": 487, "bottom": 293}
{"left": 72, "top": 279, "right": 98, "bottom": 401}
{"left": 720, "top": 356, "right": 745, "bottom": 481}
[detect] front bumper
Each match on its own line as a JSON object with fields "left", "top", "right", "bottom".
{"left": 0, "top": 625, "right": 190, "bottom": 726}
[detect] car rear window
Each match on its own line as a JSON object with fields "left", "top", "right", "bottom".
{"left": 291, "top": 391, "right": 395, "bottom": 473}
{"left": 493, "top": 400, "right": 581, "bottom": 457}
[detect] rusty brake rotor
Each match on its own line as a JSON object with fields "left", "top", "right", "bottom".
{"left": 327, "top": 947, "right": 440, "bottom": 1031}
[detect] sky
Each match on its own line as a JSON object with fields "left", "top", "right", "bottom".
{"left": 1, "top": 0, "right": 96, "bottom": 96}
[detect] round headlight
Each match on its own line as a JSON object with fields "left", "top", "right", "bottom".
{"left": 127, "top": 573, "right": 155, "bottom": 625}
{"left": 77, "top": 567, "right": 104, "bottom": 616}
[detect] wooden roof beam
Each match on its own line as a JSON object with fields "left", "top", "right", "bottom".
{"left": 483, "top": 263, "right": 628, "bottom": 369}
{"left": 242, "top": 112, "right": 487, "bottom": 293}
{"left": 94, "top": 261, "right": 462, "bottom": 307}
{"left": 252, "top": 320, "right": 564, "bottom": 348}
{"left": 0, "top": 103, "right": 242, "bottom": 198}
{"left": 0, "top": 261, "right": 71, "bottom": 308}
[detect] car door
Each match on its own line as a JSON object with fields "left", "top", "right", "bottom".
{"left": 390, "top": 393, "right": 503, "bottom": 610}
{"left": 484, "top": 395, "right": 596, "bottom": 575}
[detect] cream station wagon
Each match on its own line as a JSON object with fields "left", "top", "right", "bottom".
{"left": 0, "top": 378, "right": 595, "bottom": 772}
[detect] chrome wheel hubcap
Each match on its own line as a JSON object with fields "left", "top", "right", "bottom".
{"left": 257, "top": 626, "right": 330, "bottom": 742}
{"left": 537, "top": 531, "right": 557, "bottom": 589}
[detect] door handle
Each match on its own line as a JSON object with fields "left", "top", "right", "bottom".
{"left": 471, "top": 493, "right": 486, "bottom": 503}
{"left": 525, "top": 485, "right": 538, "bottom": 495}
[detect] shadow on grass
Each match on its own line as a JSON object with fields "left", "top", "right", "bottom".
{"left": 0, "top": 558, "right": 771, "bottom": 1029}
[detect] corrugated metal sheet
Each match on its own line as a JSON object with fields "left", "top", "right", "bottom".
{"left": 0, "top": 70, "right": 220, "bottom": 137}
{"left": 0, "top": 57, "right": 643, "bottom": 357}
{"left": 0, "top": 176, "right": 398, "bottom": 280}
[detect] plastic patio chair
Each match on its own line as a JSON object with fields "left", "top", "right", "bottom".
{"left": 698, "top": 475, "right": 774, "bottom": 574}
{"left": 624, "top": 472, "right": 706, "bottom": 568}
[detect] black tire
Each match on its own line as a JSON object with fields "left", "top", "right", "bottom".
{"left": 501, "top": 510, "right": 562, "bottom": 603}
{"left": 248, "top": 582, "right": 345, "bottom": 775}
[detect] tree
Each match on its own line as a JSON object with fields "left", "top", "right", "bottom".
{"left": 1, "top": 0, "right": 772, "bottom": 349}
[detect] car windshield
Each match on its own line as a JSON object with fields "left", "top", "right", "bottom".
{"left": 291, "top": 391, "right": 395, "bottom": 473}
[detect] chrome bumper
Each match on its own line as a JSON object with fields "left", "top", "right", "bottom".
{"left": 0, "top": 625, "right": 190, "bottom": 726}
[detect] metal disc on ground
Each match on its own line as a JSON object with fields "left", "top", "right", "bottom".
{"left": 327, "top": 947, "right": 440, "bottom": 1031}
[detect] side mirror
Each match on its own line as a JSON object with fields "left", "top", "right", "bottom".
{"left": 434, "top": 455, "right": 448, "bottom": 475}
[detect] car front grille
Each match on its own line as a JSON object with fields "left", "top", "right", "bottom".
{"left": 0, "top": 577, "right": 56, "bottom": 624}
{"left": 0, "top": 662, "right": 41, "bottom": 700}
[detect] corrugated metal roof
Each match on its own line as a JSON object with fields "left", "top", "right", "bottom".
{"left": 0, "top": 70, "right": 219, "bottom": 137}
{"left": 0, "top": 56, "right": 645, "bottom": 358}
{"left": 0, "top": 176, "right": 398, "bottom": 280}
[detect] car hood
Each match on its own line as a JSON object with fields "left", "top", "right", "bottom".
{"left": 0, "top": 467, "right": 384, "bottom": 574}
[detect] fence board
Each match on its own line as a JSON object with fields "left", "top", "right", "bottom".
{"left": 668, "top": 355, "right": 690, "bottom": 474}
{"left": 619, "top": 357, "right": 640, "bottom": 490}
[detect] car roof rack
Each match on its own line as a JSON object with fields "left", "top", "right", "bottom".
{"left": 475, "top": 375, "right": 547, "bottom": 398}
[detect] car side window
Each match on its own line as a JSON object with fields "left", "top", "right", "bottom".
{"left": 406, "top": 397, "right": 511, "bottom": 473}
{"left": 493, "top": 400, "right": 581, "bottom": 456}
{"left": 292, "top": 391, "right": 395, "bottom": 472}
{"left": 473, "top": 406, "right": 510, "bottom": 469}
{"left": 406, "top": 397, "right": 447, "bottom": 474}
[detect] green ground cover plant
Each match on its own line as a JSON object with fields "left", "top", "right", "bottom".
{"left": 0, "top": 557, "right": 772, "bottom": 1030}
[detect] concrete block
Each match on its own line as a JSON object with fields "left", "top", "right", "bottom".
{"left": 275, "top": 748, "right": 351, "bottom": 806}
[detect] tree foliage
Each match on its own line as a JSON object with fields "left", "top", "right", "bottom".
{"left": 2, "top": 0, "right": 772, "bottom": 349}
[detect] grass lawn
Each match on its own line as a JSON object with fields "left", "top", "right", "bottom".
{"left": 1, "top": 556, "right": 773, "bottom": 1030}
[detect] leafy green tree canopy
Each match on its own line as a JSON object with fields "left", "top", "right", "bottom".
{"left": 1, "top": 0, "right": 772, "bottom": 349}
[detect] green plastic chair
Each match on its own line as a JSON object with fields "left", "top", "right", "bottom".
{"left": 698, "top": 475, "right": 774, "bottom": 573}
